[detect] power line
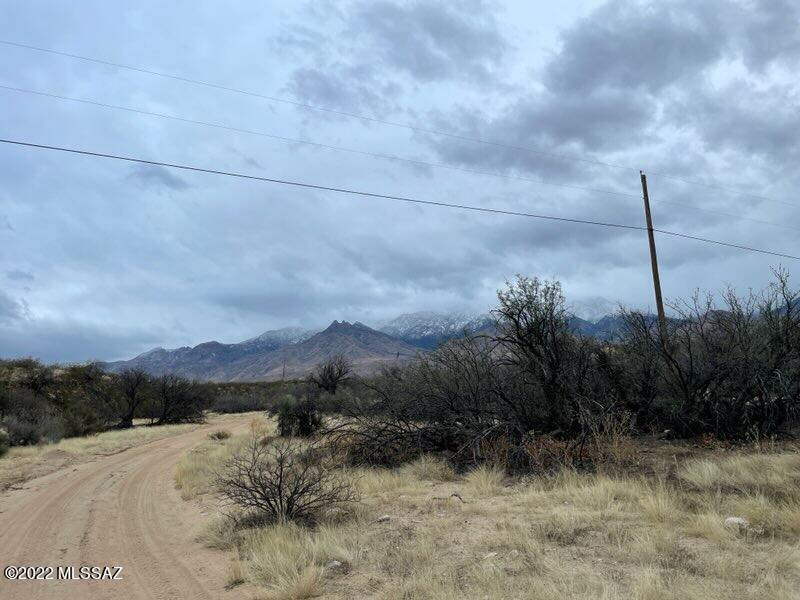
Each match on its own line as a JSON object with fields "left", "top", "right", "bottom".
{"left": 646, "top": 172, "right": 788, "bottom": 207}
{"left": 654, "top": 229, "right": 800, "bottom": 260}
{"left": 0, "top": 84, "right": 641, "bottom": 200}
{"left": 0, "top": 137, "right": 643, "bottom": 230}
{"left": 654, "top": 198, "right": 800, "bottom": 233}
{"left": 0, "top": 39, "right": 640, "bottom": 173}
{"left": 2, "top": 137, "right": 798, "bottom": 261}
{"left": 2, "top": 39, "right": 792, "bottom": 209}
{"left": 5, "top": 84, "right": 797, "bottom": 234}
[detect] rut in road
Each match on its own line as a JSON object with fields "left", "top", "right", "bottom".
{"left": 0, "top": 415, "right": 255, "bottom": 600}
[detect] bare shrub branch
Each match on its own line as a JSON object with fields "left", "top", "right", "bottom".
{"left": 215, "top": 436, "right": 357, "bottom": 524}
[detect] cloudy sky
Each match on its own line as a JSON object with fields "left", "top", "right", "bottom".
{"left": 2, "top": 0, "right": 800, "bottom": 362}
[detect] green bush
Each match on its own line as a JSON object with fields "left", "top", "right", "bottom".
{"left": 212, "top": 392, "right": 268, "bottom": 414}
{"left": 273, "top": 396, "right": 323, "bottom": 438}
{"left": 0, "top": 427, "right": 9, "bottom": 457}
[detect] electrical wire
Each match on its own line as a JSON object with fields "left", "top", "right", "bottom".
{"left": 2, "top": 137, "right": 798, "bottom": 261}
{"left": 4, "top": 84, "right": 798, "bottom": 233}
{"left": 2, "top": 39, "right": 791, "bottom": 208}
{"left": 0, "top": 84, "right": 641, "bottom": 200}
{"left": 0, "top": 39, "right": 644, "bottom": 172}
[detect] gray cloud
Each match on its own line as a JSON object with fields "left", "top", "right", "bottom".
{"left": 7, "top": 269, "right": 34, "bottom": 281}
{"left": 350, "top": 0, "right": 509, "bottom": 82}
{"left": 671, "top": 81, "right": 800, "bottom": 165}
{"left": 287, "top": 63, "right": 402, "bottom": 114}
{"left": 1, "top": 0, "right": 799, "bottom": 363}
{"left": 0, "top": 291, "right": 28, "bottom": 324}
{"left": 128, "top": 164, "right": 190, "bottom": 190}
{"left": 739, "top": 0, "right": 800, "bottom": 71}
{"left": 0, "top": 318, "right": 165, "bottom": 363}
{"left": 427, "top": 85, "right": 655, "bottom": 181}
{"left": 545, "top": 0, "right": 724, "bottom": 95}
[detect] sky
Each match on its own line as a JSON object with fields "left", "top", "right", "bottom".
{"left": 2, "top": 0, "right": 800, "bottom": 362}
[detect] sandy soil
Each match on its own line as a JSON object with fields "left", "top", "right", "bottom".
{"left": 0, "top": 414, "right": 255, "bottom": 600}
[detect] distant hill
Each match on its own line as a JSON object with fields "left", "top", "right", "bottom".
{"left": 104, "top": 301, "right": 637, "bottom": 381}
{"left": 104, "top": 321, "right": 418, "bottom": 382}
{"left": 569, "top": 315, "right": 628, "bottom": 341}
{"left": 102, "top": 326, "right": 316, "bottom": 381}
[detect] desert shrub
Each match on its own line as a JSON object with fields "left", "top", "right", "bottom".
{"left": 2, "top": 413, "right": 65, "bottom": 445}
{"left": 0, "top": 388, "right": 66, "bottom": 445}
{"left": 213, "top": 392, "right": 268, "bottom": 414}
{"left": 326, "top": 419, "right": 425, "bottom": 468}
{"left": 57, "top": 397, "right": 111, "bottom": 438}
{"left": 66, "top": 363, "right": 152, "bottom": 430}
{"left": 333, "top": 271, "right": 800, "bottom": 474}
{"left": 272, "top": 396, "right": 323, "bottom": 438}
{"left": 493, "top": 276, "right": 601, "bottom": 436}
{"left": 115, "top": 368, "right": 152, "bottom": 428}
{"left": 309, "top": 355, "right": 352, "bottom": 394}
{"left": 325, "top": 337, "right": 508, "bottom": 467}
{"left": 215, "top": 436, "right": 357, "bottom": 524}
{"left": 146, "top": 374, "right": 210, "bottom": 424}
{"left": 621, "top": 270, "right": 800, "bottom": 439}
{"left": 13, "top": 358, "right": 54, "bottom": 395}
{"left": 209, "top": 429, "right": 232, "bottom": 441}
{"left": 0, "top": 427, "right": 9, "bottom": 457}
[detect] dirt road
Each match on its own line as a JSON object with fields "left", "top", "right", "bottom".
{"left": 0, "top": 415, "right": 254, "bottom": 600}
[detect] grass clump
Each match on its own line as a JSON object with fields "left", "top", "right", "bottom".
{"left": 678, "top": 454, "right": 800, "bottom": 499}
{"left": 463, "top": 464, "right": 505, "bottom": 497}
{"left": 400, "top": 454, "right": 458, "bottom": 482}
{"left": 241, "top": 522, "right": 359, "bottom": 599}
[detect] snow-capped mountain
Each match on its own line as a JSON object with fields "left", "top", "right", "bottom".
{"left": 239, "top": 326, "right": 317, "bottom": 351}
{"left": 103, "top": 305, "right": 634, "bottom": 381}
{"left": 377, "top": 311, "right": 493, "bottom": 349}
{"left": 103, "top": 321, "right": 417, "bottom": 381}
{"left": 569, "top": 297, "right": 621, "bottom": 323}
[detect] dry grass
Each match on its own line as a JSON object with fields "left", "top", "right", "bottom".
{"left": 240, "top": 522, "right": 361, "bottom": 599}
{"left": 400, "top": 454, "right": 458, "bottom": 482}
{"left": 179, "top": 429, "right": 800, "bottom": 599}
{"left": 175, "top": 415, "right": 272, "bottom": 500}
{"left": 0, "top": 421, "right": 200, "bottom": 490}
{"left": 0, "top": 412, "right": 264, "bottom": 491}
{"left": 463, "top": 464, "right": 506, "bottom": 496}
{"left": 678, "top": 453, "right": 800, "bottom": 496}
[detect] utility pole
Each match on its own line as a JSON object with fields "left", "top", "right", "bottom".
{"left": 640, "top": 171, "right": 668, "bottom": 340}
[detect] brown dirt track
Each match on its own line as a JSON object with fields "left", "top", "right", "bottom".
{"left": 0, "top": 415, "right": 254, "bottom": 600}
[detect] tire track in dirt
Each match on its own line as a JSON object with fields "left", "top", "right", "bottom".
{"left": 0, "top": 415, "right": 255, "bottom": 600}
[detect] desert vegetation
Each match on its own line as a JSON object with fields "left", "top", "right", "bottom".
{"left": 0, "top": 359, "right": 269, "bottom": 453}
{"left": 325, "top": 271, "right": 800, "bottom": 474}
{"left": 175, "top": 271, "right": 800, "bottom": 598}
{"left": 178, "top": 419, "right": 800, "bottom": 599}
{"left": 4, "top": 270, "right": 800, "bottom": 597}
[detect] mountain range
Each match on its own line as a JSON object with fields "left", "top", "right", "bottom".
{"left": 104, "top": 301, "right": 632, "bottom": 382}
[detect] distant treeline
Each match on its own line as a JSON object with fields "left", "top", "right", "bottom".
{"left": 3, "top": 270, "right": 800, "bottom": 467}
{"left": 307, "top": 270, "right": 800, "bottom": 471}
{"left": 0, "top": 360, "right": 302, "bottom": 452}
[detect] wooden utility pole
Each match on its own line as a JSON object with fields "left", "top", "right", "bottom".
{"left": 640, "top": 171, "right": 668, "bottom": 340}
